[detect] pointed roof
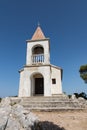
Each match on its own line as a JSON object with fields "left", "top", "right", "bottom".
{"left": 31, "top": 26, "right": 46, "bottom": 40}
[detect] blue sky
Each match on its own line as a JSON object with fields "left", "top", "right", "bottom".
{"left": 0, "top": 0, "right": 87, "bottom": 97}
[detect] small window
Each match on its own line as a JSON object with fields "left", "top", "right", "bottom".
{"left": 52, "top": 79, "right": 56, "bottom": 84}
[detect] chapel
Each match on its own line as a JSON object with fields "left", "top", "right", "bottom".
{"left": 18, "top": 26, "right": 63, "bottom": 97}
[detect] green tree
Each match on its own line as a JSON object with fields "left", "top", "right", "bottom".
{"left": 74, "top": 92, "right": 87, "bottom": 99}
{"left": 79, "top": 64, "right": 87, "bottom": 83}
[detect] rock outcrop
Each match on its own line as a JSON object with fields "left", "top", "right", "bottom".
{"left": 0, "top": 97, "right": 38, "bottom": 130}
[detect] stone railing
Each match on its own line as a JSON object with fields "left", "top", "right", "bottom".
{"left": 32, "top": 54, "right": 44, "bottom": 64}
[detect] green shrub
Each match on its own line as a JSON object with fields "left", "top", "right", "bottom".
{"left": 68, "top": 95, "right": 72, "bottom": 98}
{"left": 74, "top": 92, "right": 87, "bottom": 100}
{"left": 10, "top": 102, "right": 17, "bottom": 106}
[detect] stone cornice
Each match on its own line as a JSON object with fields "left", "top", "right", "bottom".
{"left": 26, "top": 38, "right": 50, "bottom": 43}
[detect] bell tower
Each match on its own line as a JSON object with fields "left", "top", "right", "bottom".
{"left": 26, "top": 26, "right": 50, "bottom": 65}
{"left": 18, "top": 25, "right": 62, "bottom": 97}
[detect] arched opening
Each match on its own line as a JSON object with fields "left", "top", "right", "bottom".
{"left": 31, "top": 73, "right": 44, "bottom": 96}
{"left": 32, "top": 45, "right": 44, "bottom": 64}
{"left": 32, "top": 46, "right": 44, "bottom": 54}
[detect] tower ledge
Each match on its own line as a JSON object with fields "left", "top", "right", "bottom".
{"left": 26, "top": 38, "right": 50, "bottom": 43}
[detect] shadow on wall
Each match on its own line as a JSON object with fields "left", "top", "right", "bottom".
{"left": 32, "top": 121, "right": 66, "bottom": 130}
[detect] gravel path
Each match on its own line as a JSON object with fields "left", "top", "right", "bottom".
{"left": 33, "top": 110, "right": 87, "bottom": 130}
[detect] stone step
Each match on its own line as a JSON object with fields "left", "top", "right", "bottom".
{"left": 24, "top": 107, "right": 84, "bottom": 112}
{"left": 22, "top": 105, "right": 81, "bottom": 109}
{"left": 22, "top": 101, "right": 78, "bottom": 104}
{"left": 21, "top": 101, "right": 80, "bottom": 106}
{"left": 10, "top": 96, "right": 86, "bottom": 111}
{"left": 22, "top": 98, "right": 70, "bottom": 102}
{"left": 21, "top": 96, "right": 70, "bottom": 102}
{"left": 24, "top": 102, "right": 79, "bottom": 106}
{"left": 20, "top": 98, "right": 83, "bottom": 111}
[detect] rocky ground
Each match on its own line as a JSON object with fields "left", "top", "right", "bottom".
{"left": 0, "top": 97, "right": 87, "bottom": 130}
{"left": 33, "top": 110, "right": 87, "bottom": 130}
{"left": 0, "top": 98, "right": 39, "bottom": 130}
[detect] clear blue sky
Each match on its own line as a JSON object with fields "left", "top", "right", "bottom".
{"left": 0, "top": 0, "right": 87, "bottom": 97}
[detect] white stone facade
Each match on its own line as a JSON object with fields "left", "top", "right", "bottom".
{"left": 26, "top": 39, "right": 50, "bottom": 65}
{"left": 18, "top": 26, "right": 63, "bottom": 97}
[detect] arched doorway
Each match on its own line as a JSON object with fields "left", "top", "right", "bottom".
{"left": 31, "top": 73, "right": 44, "bottom": 96}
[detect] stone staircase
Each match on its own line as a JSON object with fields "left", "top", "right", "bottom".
{"left": 17, "top": 95, "right": 86, "bottom": 111}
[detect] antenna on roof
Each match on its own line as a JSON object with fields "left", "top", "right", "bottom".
{"left": 38, "top": 22, "right": 40, "bottom": 27}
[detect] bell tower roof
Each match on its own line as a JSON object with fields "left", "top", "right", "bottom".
{"left": 31, "top": 26, "right": 46, "bottom": 40}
